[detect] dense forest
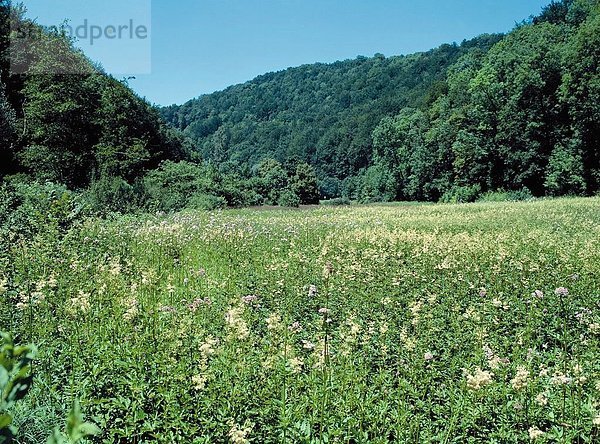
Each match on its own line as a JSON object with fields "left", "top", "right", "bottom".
{"left": 1, "top": 0, "right": 599, "bottom": 219}
{"left": 164, "top": 0, "right": 600, "bottom": 203}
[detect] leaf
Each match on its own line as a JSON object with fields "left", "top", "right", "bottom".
{"left": 0, "top": 414, "right": 12, "bottom": 429}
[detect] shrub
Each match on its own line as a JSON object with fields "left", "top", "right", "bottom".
{"left": 321, "top": 197, "right": 351, "bottom": 206}
{"left": 188, "top": 194, "right": 228, "bottom": 211}
{"left": 84, "top": 176, "right": 145, "bottom": 215}
{"left": 440, "top": 184, "right": 482, "bottom": 203}
{"left": 277, "top": 189, "right": 301, "bottom": 208}
{"left": 0, "top": 179, "right": 86, "bottom": 239}
{"left": 478, "top": 188, "right": 534, "bottom": 203}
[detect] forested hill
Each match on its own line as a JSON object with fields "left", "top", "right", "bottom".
{"left": 161, "top": 35, "right": 503, "bottom": 179}
{"left": 163, "top": 0, "right": 600, "bottom": 203}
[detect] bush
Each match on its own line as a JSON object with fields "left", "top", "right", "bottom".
{"left": 188, "top": 193, "right": 228, "bottom": 211}
{"left": 84, "top": 176, "right": 145, "bottom": 215}
{"left": 321, "top": 197, "right": 351, "bottom": 206}
{"left": 277, "top": 189, "right": 301, "bottom": 208}
{"left": 440, "top": 184, "right": 482, "bottom": 204}
{"left": 478, "top": 188, "right": 534, "bottom": 203}
{"left": 0, "top": 179, "right": 86, "bottom": 239}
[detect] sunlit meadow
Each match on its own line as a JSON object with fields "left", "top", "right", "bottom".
{"left": 2, "top": 198, "right": 600, "bottom": 443}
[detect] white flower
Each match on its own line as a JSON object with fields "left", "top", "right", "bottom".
{"left": 511, "top": 366, "right": 530, "bottom": 391}
{"left": 465, "top": 367, "right": 493, "bottom": 390}
{"left": 529, "top": 426, "right": 544, "bottom": 440}
{"left": 535, "top": 392, "right": 548, "bottom": 407}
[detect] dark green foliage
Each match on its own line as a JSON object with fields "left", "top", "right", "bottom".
{"left": 277, "top": 189, "right": 301, "bottom": 208}
{"left": 162, "top": 35, "right": 502, "bottom": 180}
{"left": 1, "top": 6, "right": 188, "bottom": 190}
{"left": 142, "top": 161, "right": 260, "bottom": 211}
{"left": 290, "top": 162, "right": 320, "bottom": 205}
{"left": 372, "top": 0, "right": 600, "bottom": 202}
{"left": 3, "top": 0, "right": 600, "bottom": 210}
{"left": 0, "top": 179, "right": 86, "bottom": 242}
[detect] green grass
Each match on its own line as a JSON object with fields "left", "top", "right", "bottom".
{"left": 2, "top": 198, "right": 600, "bottom": 443}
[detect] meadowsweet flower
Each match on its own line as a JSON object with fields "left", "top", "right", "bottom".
{"left": 123, "top": 297, "right": 139, "bottom": 321}
{"left": 511, "top": 366, "right": 530, "bottom": 391}
{"left": 199, "top": 337, "right": 218, "bottom": 357}
{"left": 323, "top": 262, "right": 334, "bottom": 279}
{"left": 465, "top": 367, "right": 494, "bottom": 390}
{"left": 266, "top": 313, "right": 283, "bottom": 331}
{"left": 318, "top": 307, "right": 330, "bottom": 315}
{"left": 288, "top": 357, "right": 303, "bottom": 374}
{"left": 68, "top": 291, "right": 91, "bottom": 315}
{"left": 573, "top": 364, "right": 587, "bottom": 384}
{"left": 288, "top": 322, "right": 302, "bottom": 334}
{"left": 302, "top": 340, "right": 315, "bottom": 350}
{"left": 555, "top": 287, "right": 569, "bottom": 297}
{"left": 228, "top": 421, "right": 253, "bottom": 444}
{"left": 192, "top": 374, "right": 208, "bottom": 391}
{"left": 225, "top": 307, "right": 249, "bottom": 340}
{"left": 529, "top": 426, "right": 544, "bottom": 440}
{"left": 312, "top": 339, "right": 328, "bottom": 369}
{"left": 550, "top": 371, "right": 572, "bottom": 386}
{"left": 488, "top": 356, "right": 510, "bottom": 370}
{"left": 0, "top": 278, "right": 8, "bottom": 296}
{"left": 593, "top": 414, "right": 600, "bottom": 426}
{"left": 108, "top": 259, "right": 122, "bottom": 276}
{"left": 535, "top": 392, "right": 548, "bottom": 407}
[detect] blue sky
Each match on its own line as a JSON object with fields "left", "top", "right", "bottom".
{"left": 22, "top": 0, "right": 550, "bottom": 106}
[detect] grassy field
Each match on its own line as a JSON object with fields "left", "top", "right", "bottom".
{"left": 2, "top": 198, "right": 600, "bottom": 443}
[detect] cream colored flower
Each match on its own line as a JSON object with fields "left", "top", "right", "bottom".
{"left": 225, "top": 307, "right": 249, "bottom": 340}
{"left": 511, "top": 366, "right": 530, "bottom": 391}
{"left": 465, "top": 367, "right": 494, "bottom": 390}
{"left": 528, "top": 426, "right": 544, "bottom": 440}
{"left": 192, "top": 374, "right": 208, "bottom": 391}
{"left": 535, "top": 392, "right": 548, "bottom": 407}
{"left": 228, "top": 421, "right": 253, "bottom": 444}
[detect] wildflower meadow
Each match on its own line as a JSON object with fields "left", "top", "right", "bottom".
{"left": 2, "top": 198, "right": 600, "bottom": 443}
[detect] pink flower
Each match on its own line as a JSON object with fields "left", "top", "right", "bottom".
{"left": 242, "top": 295, "right": 259, "bottom": 305}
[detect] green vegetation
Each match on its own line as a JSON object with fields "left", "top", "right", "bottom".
{"left": 1, "top": 2, "right": 600, "bottom": 440}
{"left": 2, "top": 198, "right": 600, "bottom": 442}
{"left": 163, "top": 0, "right": 600, "bottom": 203}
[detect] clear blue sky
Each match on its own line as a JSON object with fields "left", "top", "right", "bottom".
{"left": 23, "top": 0, "right": 550, "bottom": 106}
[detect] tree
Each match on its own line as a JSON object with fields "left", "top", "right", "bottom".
{"left": 544, "top": 141, "right": 586, "bottom": 195}
{"left": 255, "top": 158, "right": 288, "bottom": 204}
{"left": 290, "top": 162, "right": 320, "bottom": 205}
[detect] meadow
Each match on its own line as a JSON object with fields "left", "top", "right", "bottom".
{"left": 2, "top": 198, "right": 600, "bottom": 443}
